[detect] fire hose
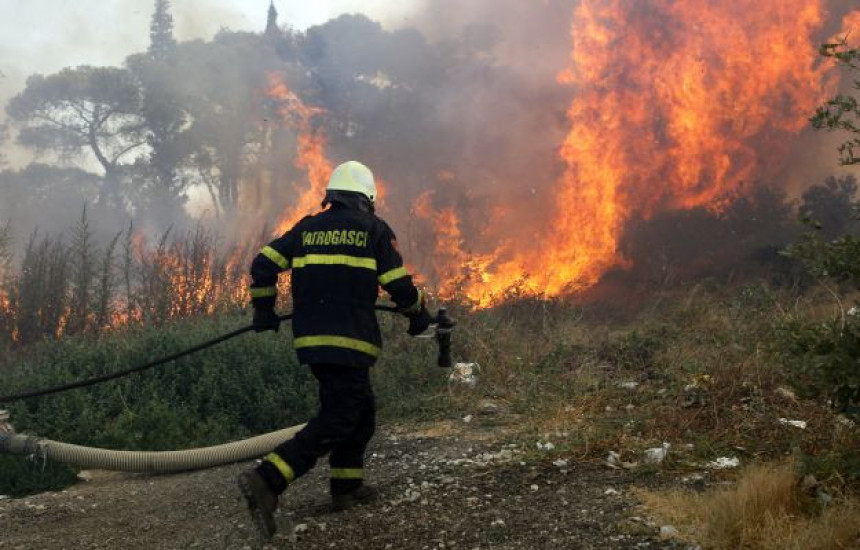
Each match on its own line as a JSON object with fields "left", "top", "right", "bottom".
{"left": 0, "top": 306, "right": 455, "bottom": 474}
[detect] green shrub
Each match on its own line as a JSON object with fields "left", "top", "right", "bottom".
{"left": 779, "top": 314, "right": 860, "bottom": 414}
{"left": 0, "top": 309, "right": 452, "bottom": 496}
{"left": 781, "top": 203, "right": 860, "bottom": 417}
{"left": 0, "top": 456, "right": 78, "bottom": 498}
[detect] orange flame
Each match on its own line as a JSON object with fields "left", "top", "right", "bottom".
{"left": 264, "top": 75, "right": 334, "bottom": 236}
{"left": 417, "top": 0, "right": 855, "bottom": 307}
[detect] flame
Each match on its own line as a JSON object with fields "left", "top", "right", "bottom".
{"left": 264, "top": 74, "right": 387, "bottom": 236}
{"left": 417, "top": 0, "right": 854, "bottom": 307}
{"left": 264, "top": 75, "right": 334, "bottom": 236}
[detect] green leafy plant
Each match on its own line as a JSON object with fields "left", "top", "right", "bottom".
{"left": 780, "top": 39, "right": 860, "bottom": 417}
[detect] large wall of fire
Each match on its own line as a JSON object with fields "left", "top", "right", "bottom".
{"left": 259, "top": 1, "right": 860, "bottom": 308}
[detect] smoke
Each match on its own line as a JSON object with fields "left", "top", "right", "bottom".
{"left": 313, "top": 0, "right": 578, "bottom": 257}
{"left": 3, "top": 0, "right": 860, "bottom": 302}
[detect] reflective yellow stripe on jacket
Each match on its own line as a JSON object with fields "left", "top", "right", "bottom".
{"left": 261, "top": 246, "right": 290, "bottom": 270}
{"left": 294, "top": 335, "right": 381, "bottom": 358}
{"left": 292, "top": 254, "right": 377, "bottom": 271}
{"left": 378, "top": 266, "right": 409, "bottom": 286}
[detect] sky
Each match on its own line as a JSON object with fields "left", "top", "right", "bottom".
{"left": 0, "top": 0, "right": 422, "bottom": 120}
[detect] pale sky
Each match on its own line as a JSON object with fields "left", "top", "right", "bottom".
{"left": 0, "top": 0, "right": 423, "bottom": 115}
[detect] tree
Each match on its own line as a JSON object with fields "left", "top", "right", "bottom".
{"left": 798, "top": 175, "right": 860, "bottom": 239}
{"left": 781, "top": 39, "right": 860, "bottom": 418}
{"left": 811, "top": 42, "right": 860, "bottom": 164}
{"left": 149, "top": 0, "right": 177, "bottom": 62}
{"left": 177, "top": 32, "right": 282, "bottom": 214}
{"left": 265, "top": 0, "right": 279, "bottom": 38}
{"left": 6, "top": 67, "right": 147, "bottom": 207}
{"left": 137, "top": 0, "right": 189, "bottom": 213}
{"left": 127, "top": 53, "right": 194, "bottom": 216}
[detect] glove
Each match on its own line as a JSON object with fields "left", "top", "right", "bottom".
{"left": 407, "top": 305, "right": 433, "bottom": 336}
{"left": 253, "top": 308, "right": 281, "bottom": 333}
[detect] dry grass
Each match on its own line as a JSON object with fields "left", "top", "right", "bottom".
{"left": 640, "top": 461, "right": 860, "bottom": 550}
{"left": 439, "top": 286, "right": 860, "bottom": 472}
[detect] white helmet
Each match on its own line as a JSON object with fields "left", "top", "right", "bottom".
{"left": 326, "top": 161, "right": 377, "bottom": 203}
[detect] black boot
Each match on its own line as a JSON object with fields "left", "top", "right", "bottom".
{"left": 331, "top": 484, "right": 379, "bottom": 513}
{"left": 238, "top": 469, "right": 279, "bottom": 541}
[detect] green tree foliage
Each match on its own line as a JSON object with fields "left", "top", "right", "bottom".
{"left": 127, "top": 53, "right": 194, "bottom": 225}
{"left": 149, "top": 0, "right": 177, "bottom": 62}
{"left": 811, "top": 42, "right": 860, "bottom": 164}
{"left": 175, "top": 31, "right": 283, "bottom": 214}
{"left": 6, "top": 67, "right": 146, "bottom": 207}
{"left": 781, "top": 38, "right": 860, "bottom": 415}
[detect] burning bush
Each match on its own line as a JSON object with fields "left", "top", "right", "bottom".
{"left": 0, "top": 211, "right": 253, "bottom": 348}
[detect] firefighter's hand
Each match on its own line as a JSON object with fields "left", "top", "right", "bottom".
{"left": 407, "top": 306, "right": 433, "bottom": 336}
{"left": 253, "top": 308, "right": 281, "bottom": 333}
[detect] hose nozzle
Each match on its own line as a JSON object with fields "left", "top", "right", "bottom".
{"left": 435, "top": 308, "right": 456, "bottom": 368}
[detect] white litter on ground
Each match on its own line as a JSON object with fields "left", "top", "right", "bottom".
{"left": 778, "top": 418, "right": 807, "bottom": 430}
{"left": 605, "top": 451, "right": 622, "bottom": 468}
{"left": 643, "top": 442, "right": 671, "bottom": 465}
{"left": 660, "top": 525, "right": 679, "bottom": 540}
{"left": 449, "top": 363, "right": 480, "bottom": 388}
{"left": 707, "top": 456, "right": 740, "bottom": 470}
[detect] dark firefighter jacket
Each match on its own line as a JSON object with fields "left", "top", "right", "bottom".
{"left": 249, "top": 203, "right": 422, "bottom": 368}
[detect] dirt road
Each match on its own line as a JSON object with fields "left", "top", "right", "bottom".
{"left": 0, "top": 426, "right": 689, "bottom": 549}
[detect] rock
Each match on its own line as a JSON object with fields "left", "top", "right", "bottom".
{"left": 801, "top": 474, "right": 819, "bottom": 494}
{"left": 604, "top": 488, "right": 620, "bottom": 496}
{"left": 477, "top": 400, "right": 502, "bottom": 416}
{"left": 619, "top": 381, "right": 640, "bottom": 390}
{"left": 449, "top": 363, "right": 480, "bottom": 388}
{"left": 660, "top": 525, "right": 679, "bottom": 540}
{"left": 462, "top": 415, "right": 473, "bottom": 424}
{"left": 76, "top": 471, "right": 94, "bottom": 482}
{"left": 836, "top": 415, "right": 857, "bottom": 429}
{"left": 775, "top": 386, "right": 798, "bottom": 402}
{"left": 605, "top": 451, "right": 622, "bottom": 469}
{"left": 604, "top": 451, "right": 637, "bottom": 470}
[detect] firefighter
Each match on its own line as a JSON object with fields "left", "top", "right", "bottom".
{"left": 238, "top": 160, "right": 432, "bottom": 540}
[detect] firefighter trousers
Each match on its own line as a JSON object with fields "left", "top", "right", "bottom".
{"left": 258, "top": 363, "right": 376, "bottom": 496}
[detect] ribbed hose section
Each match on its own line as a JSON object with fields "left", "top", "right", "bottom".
{"left": 0, "top": 424, "right": 304, "bottom": 474}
